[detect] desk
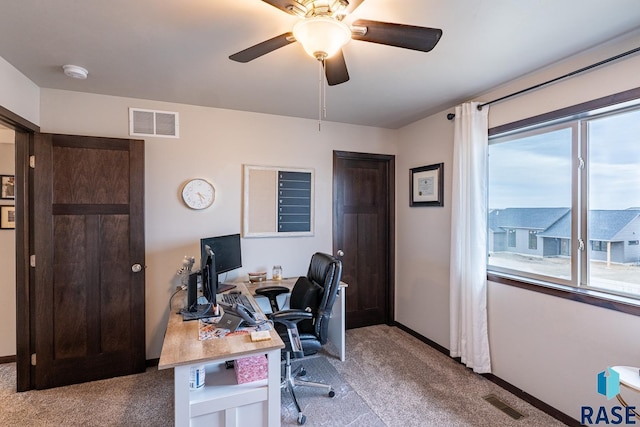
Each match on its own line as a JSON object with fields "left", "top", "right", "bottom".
{"left": 159, "top": 283, "right": 285, "bottom": 427}
{"left": 247, "top": 278, "right": 347, "bottom": 362}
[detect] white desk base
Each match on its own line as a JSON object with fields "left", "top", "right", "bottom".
{"left": 327, "top": 286, "right": 346, "bottom": 362}
{"left": 173, "top": 347, "right": 281, "bottom": 427}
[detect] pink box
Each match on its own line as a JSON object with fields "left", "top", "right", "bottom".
{"left": 234, "top": 355, "right": 268, "bottom": 384}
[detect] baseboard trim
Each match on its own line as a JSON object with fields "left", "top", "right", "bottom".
{"left": 482, "top": 372, "right": 580, "bottom": 426}
{"left": 3, "top": 356, "right": 160, "bottom": 369}
{"left": 0, "top": 355, "right": 16, "bottom": 364}
{"left": 391, "top": 321, "right": 579, "bottom": 427}
{"left": 392, "top": 322, "right": 450, "bottom": 356}
{"left": 146, "top": 358, "right": 159, "bottom": 368}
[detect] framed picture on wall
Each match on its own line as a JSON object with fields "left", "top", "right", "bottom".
{"left": 0, "top": 205, "right": 15, "bottom": 229}
{"left": 1, "top": 175, "right": 15, "bottom": 199}
{"left": 410, "top": 163, "right": 444, "bottom": 207}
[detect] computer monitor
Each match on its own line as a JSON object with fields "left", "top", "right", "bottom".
{"left": 200, "top": 233, "right": 242, "bottom": 293}
{"left": 201, "top": 244, "right": 217, "bottom": 302}
{"left": 181, "top": 255, "right": 217, "bottom": 321}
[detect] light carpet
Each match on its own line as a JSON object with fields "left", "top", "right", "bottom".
{"left": 0, "top": 325, "right": 569, "bottom": 426}
{"left": 327, "top": 325, "right": 568, "bottom": 427}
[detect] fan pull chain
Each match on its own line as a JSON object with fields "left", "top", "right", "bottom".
{"left": 318, "top": 58, "right": 326, "bottom": 131}
{"left": 323, "top": 63, "right": 327, "bottom": 119}
{"left": 318, "top": 59, "right": 322, "bottom": 131}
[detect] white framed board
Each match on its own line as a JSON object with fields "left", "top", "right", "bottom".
{"left": 243, "top": 165, "right": 314, "bottom": 238}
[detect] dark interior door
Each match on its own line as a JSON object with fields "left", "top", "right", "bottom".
{"left": 333, "top": 151, "right": 394, "bottom": 329}
{"left": 32, "top": 133, "right": 145, "bottom": 389}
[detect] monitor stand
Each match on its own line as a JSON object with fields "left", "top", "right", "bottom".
{"left": 181, "top": 304, "right": 220, "bottom": 321}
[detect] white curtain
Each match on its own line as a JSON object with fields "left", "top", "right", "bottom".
{"left": 449, "top": 102, "right": 492, "bottom": 373}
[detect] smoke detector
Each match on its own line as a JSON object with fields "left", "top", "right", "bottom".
{"left": 62, "top": 64, "right": 88, "bottom": 79}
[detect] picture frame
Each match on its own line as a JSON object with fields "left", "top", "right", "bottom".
{"left": 1, "top": 175, "right": 15, "bottom": 199}
{"left": 0, "top": 205, "right": 15, "bottom": 229}
{"left": 410, "top": 163, "right": 444, "bottom": 207}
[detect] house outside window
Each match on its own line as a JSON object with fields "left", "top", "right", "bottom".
{"left": 487, "top": 103, "right": 640, "bottom": 299}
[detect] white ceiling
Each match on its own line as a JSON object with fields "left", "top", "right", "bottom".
{"left": 1, "top": 0, "right": 639, "bottom": 129}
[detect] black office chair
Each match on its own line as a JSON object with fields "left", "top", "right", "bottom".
{"left": 255, "top": 252, "right": 343, "bottom": 425}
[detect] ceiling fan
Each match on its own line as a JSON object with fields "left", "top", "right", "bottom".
{"left": 229, "top": 0, "right": 443, "bottom": 86}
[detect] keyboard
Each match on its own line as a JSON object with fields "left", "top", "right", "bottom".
{"left": 219, "top": 293, "right": 256, "bottom": 313}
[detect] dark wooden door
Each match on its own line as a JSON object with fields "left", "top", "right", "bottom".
{"left": 333, "top": 151, "right": 394, "bottom": 329}
{"left": 32, "top": 133, "right": 145, "bottom": 389}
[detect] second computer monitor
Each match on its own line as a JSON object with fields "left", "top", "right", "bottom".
{"left": 200, "top": 233, "right": 242, "bottom": 288}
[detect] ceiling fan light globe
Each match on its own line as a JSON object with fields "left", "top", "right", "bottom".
{"left": 293, "top": 16, "right": 351, "bottom": 59}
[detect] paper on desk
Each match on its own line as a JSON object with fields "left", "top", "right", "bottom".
{"left": 198, "top": 317, "right": 271, "bottom": 341}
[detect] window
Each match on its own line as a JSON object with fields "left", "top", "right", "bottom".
{"left": 488, "top": 103, "right": 640, "bottom": 300}
{"left": 528, "top": 230, "right": 538, "bottom": 250}
{"left": 507, "top": 229, "right": 516, "bottom": 247}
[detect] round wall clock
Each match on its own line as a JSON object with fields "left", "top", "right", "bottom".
{"left": 181, "top": 178, "right": 215, "bottom": 210}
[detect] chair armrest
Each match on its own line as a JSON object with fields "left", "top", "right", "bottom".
{"left": 269, "top": 309, "right": 313, "bottom": 329}
{"left": 269, "top": 309, "right": 313, "bottom": 358}
{"left": 270, "top": 309, "right": 313, "bottom": 321}
{"left": 254, "top": 286, "right": 290, "bottom": 312}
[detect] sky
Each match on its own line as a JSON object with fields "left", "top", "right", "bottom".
{"left": 488, "top": 107, "right": 640, "bottom": 210}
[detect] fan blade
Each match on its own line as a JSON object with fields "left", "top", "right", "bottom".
{"left": 324, "top": 50, "right": 350, "bottom": 86}
{"left": 261, "top": 0, "right": 303, "bottom": 16}
{"left": 229, "top": 33, "right": 295, "bottom": 63}
{"left": 351, "top": 19, "right": 442, "bottom": 52}
{"left": 344, "top": 0, "right": 366, "bottom": 15}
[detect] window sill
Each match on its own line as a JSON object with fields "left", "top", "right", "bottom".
{"left": 487, "top": 272, "right": 640, "bottom": 317}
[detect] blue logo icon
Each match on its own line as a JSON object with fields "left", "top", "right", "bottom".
{"left": 597, "top": 367, "right": 620, "bottom": 400}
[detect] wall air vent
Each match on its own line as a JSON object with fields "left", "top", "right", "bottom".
{"left": 129, "top": 108, "right": 179, "bottom": 138}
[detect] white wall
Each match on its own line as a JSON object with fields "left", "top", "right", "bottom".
{"left": 395, "top": 113, "right": 453, "bottom": 348}
{"left": 39, "top": 89, "right": 397, "bottom": 359}
{"left": 0, "top": 56, "right": 40, "bottom": 126}
{"left": 397, "top": 29, "right": 640, "bottom": 422}
{"left": 0, "top": 140, "right": 16, "bottom": 357}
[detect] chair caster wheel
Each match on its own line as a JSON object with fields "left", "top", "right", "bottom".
{"left": 298, "top": 369, "right": 307, "bottom": 377}
{"left": 328, "top": 389, "right": 335, "bottom": 398}
{"left": 297, "top": 414, "right": 306, "bottom": 425}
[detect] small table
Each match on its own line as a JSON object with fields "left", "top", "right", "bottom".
{"left": 246, "top": 278, "right": 348, "bottom": 362}
{"left": 612, "top": 366, "right": 640, "bottom": 419}
{"left": 159, "top": 283, "right": 285, "bottom": 427}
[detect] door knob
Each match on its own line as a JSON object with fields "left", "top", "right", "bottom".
{"left": 131, "top": 264, "right": 143, "bottom": 273}
{"left": 337, "top": 250, "right": 344, "bottom": 258}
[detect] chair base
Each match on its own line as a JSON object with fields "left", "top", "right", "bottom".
{"left": 281, "top": 352, "right": 335, "bottom": 425}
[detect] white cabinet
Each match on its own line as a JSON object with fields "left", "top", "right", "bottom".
{"left": 173, "top": 349, "right": 281, "bottom": 427}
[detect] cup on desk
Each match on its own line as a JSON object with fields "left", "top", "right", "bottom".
{"left": 189, "top": 365, "right": 206, "bottom": 390}
{"left": 248, "top": 272, "right": 267, "bottom": 283}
